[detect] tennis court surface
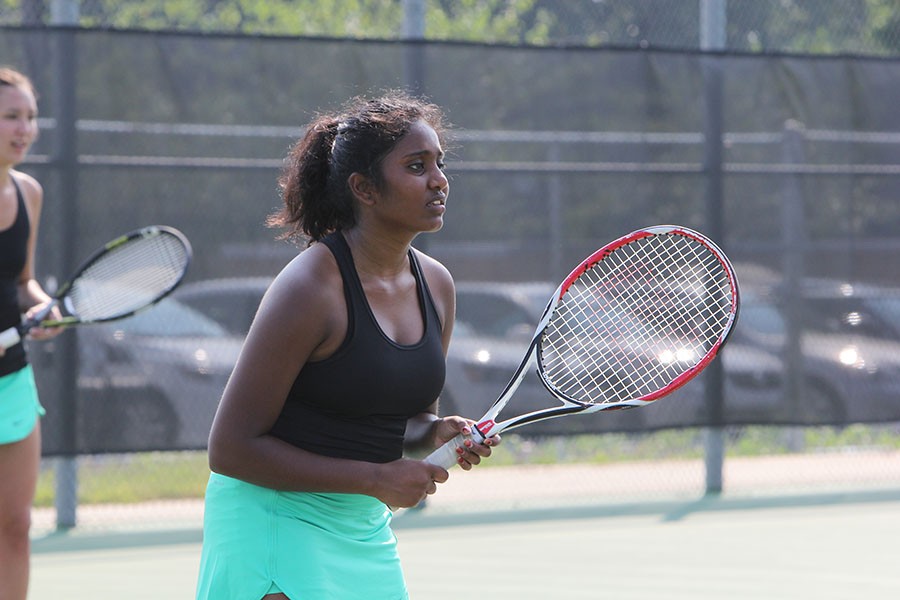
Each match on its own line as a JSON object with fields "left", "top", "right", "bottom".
{"left": 31, "top": 487, "right": 900, "bottom": 599}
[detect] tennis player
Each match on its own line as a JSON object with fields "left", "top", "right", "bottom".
{"left": 195, "top": 92, "right": 498, "bottom": 599}
{"left": 0, "top": 66, "right": 62, "bottom": 600}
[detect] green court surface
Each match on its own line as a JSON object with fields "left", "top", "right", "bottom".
{"left": 30, "top": 490, "right": 900, "bottom": 599}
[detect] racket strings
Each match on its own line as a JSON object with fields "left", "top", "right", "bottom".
{"left": 66, "top": 233, "right": 189, "bottom": 319}
{"left": 540, "top": 232, "right": 734, "bottom": 405}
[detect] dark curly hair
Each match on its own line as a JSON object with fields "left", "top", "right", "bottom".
{"left": 269, "top": 91, "right": 449, "bottom": 244}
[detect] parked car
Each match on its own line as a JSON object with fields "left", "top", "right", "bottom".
{"left": 786, "top": 278, "right": 900, "bottom": 342}
{"left": 174, "top": 276, "right": 272, "bottom": 337}
{"left": 453, "top": 281, "right": 554, "bottom": 342}
{"left": 729, "top": 268, "right": 900, "bottom": 425}
{"left": 172, "top": 278, "right": 578, "bottom": 434}
{"left": 76, "top": 296, "right": 243, "bottom": 452}
{"left": 173, "top": 277, "right": 553, "bottom": 428}
{"left": 452, "top": 281, "right": 785, "bottom": 433}
{"left": 445, "top": 282, "right": 568, "bottom": 433}
{"left": 167, "top": 277, "right": 789, "bottom": 436}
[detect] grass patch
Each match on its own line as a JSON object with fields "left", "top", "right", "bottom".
{"left": 35, "top": 451, "right": 210, "bottom": 508}
{"left": 33, "top": 424, "right": 900, "bottom": 507}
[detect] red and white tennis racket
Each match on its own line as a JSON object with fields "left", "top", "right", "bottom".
{"left": 427, "top": 225, "right": 740, "bottom": 469}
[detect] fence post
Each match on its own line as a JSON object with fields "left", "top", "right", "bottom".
{"left": 402, "top": 0, "right": 427, "bottom": 254}
{"left": 700, "top": 0, "right": 727, "bottom": 495}
{"left": 547, "top": 143, "right": 564, "bottom": 278}
{"left": 50, "top": 0, "right": 80, "bottom": 531}
{"left": 402, "top": 0, "right": 425, "bottom": 95}
{"left": 781, "top": 119, "right": 808, "bottom": 449}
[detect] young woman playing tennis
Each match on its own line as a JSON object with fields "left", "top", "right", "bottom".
{"left": 0, "top": 66, "right": 63, "bottom": 600}
{"left": 196, "top": 92, "right": 498, "bottom": 599}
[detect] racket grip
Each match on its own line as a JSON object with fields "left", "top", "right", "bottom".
{"left": 0, "top": 326, "right": 21, "bottom": 350}
{"left": 424, "top": 428, "right": 486, "bottom": 470}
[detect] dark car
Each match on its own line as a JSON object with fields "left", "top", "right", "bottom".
{"left": 452, "top": 282, "right": 784, "bottom": 432}
{"left": 729, "top": 267, "right": 900, "bottom": 425}
{"left": 76, "top": 297, "right": 242, "bottom": 452}
{"left": 788, "top": 278, "right": 900, "bottom": 342}
{"left": 174, "top": 276, "right": 272, "bottom": 337}
{"left": 172, "top": 278, "right": 573, "bottom": 432}
{"left": 170, "top": 277, "right": 788, "bottom": 434}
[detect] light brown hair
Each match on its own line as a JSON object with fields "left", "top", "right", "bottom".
{"left": 0, "top": 66, "right": 37, "bottom": 98}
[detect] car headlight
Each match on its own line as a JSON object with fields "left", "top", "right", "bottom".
{"left": 473, "top": 349, "right": 491, "bottom": 364}
{"left": 864, "top": 360, "right": 900, "bottom": 380}
{"left": 838, "top": 345, "right": 864, "bottom": 369}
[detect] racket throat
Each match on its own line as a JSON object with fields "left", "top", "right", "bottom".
{"left": 473, "top": 420, "right": 495, "bottom": 439}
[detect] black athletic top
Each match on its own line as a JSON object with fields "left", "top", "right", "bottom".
{"left": 269, "top": 232, "right": 446, "bottom": 463}
{"left": 0, "top": 178, "right": 29, "bottom": 377}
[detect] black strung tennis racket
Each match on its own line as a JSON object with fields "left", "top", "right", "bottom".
{"left": 0, "top": 225, "right": 192, "bottom": 350}
{"left": 427, "top": 225, "right": 740, "bottom": 469}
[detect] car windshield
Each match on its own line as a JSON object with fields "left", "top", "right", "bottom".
{"left": 521, "top": 287, "right": 553, "bottom": 316}
{"left": 867, "top": 297, "right": 900, "bottom": 339}
{"left": 456, "top": 291, "right": 535, "bottom": 339}
{"left": 796, "top": 296, "right": 900, "bottom": 340}
{"left": 110, "top": 298, "right": 229, "bottom": 338}
{"left": 732, "top": 293, "right": 787, "bottom": 349}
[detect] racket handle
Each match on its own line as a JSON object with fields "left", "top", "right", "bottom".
{"left": 0, "top": 307, "right": 47, "bottom": 349}
{"left": 0, "top": 326, "right": 22, "bottom": 350}
{"left": 424, "top": 428, "right": 487, "bottom": 470}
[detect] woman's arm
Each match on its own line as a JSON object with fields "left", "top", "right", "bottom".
{"left": 14, "top": 171, "right": 61, "bottom": 340}
{"left": 14, "top": 171, "right": 50, "bottom": 308}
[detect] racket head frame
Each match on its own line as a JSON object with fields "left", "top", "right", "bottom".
{"left": 31, "top": 225, "right": 193, "bottom": 328}
{"left": 472, "top": 224, "right": 740, "bottom": 438}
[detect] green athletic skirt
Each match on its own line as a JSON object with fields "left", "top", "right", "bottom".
{"left": 196, "top": 472, "right": 409, "bottom": 600}
{"left": 0, "top": 365, "right": 44, "bottom": 445}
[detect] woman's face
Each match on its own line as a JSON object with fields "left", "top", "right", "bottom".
{"left": 370, "top": 119, "right": 449, "bottom": 234}
{"left": 0, "top": 84, "right": 38, "bottom": 168}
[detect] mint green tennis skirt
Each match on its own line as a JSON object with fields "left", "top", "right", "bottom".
{"left": 196, "top": 472, "right": 409, "bottom": 600}
{"left": 0, "top": 365, "right": 44, "bottom": 445}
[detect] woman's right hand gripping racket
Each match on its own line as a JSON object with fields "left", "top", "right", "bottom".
{"left": 427, "top": 225, "right": 740, "bottom": 469}
{"left": 0, "top": 225, "right": 192, "bottom": 350}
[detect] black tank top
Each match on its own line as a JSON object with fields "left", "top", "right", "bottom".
{"left": 269, "top": 232, "right": 446, "bottom": 463}
{"left": 0, "top": 178, "right": 29, "bottom": 376}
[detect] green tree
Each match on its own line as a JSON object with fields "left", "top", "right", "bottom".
{"left": 83, "top": 0, "right": 402, "bottom": 36}
{"left": 65, "top": 0, "right": 900, "bottom": 56}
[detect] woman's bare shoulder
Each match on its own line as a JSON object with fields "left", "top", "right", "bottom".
{"left": 265, "top": 242, "right": 343, "bottom": 311}
{"left": 412, "top": 248, "right": 454, "bottom": 293}
{"left": 10, "top": 169, "right": 43, "bottom": 208}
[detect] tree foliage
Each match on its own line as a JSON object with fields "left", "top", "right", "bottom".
{"left": 21, "top": 0, "right": 892, "bottom": 56}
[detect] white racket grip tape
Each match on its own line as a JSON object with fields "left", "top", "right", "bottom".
{"left": 0, "top": 326, "right": 22, "bottom": 350}
{"left": 424, "top": 428, "right": 487, "bottom": 470}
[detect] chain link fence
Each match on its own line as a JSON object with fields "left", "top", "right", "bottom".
{"left": 2, "top": 0, "right": 899, "bottom": 56}
{"left": 1, "top": 2, "right": 898, "bottom": 532}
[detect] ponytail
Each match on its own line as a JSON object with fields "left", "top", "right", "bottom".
{"left": 271, "top": 116, "right": 353, "bottom": 243}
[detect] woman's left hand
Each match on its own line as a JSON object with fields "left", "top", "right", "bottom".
{"left": 24, "top": 302, "right": 64, "bottom": 341}
{"left": 432, "top": 416, "right": 501, "bottom": 470}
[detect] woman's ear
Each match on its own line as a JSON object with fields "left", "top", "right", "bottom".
{"left": 348, "top": 173, "right": 376, "bottom": 206}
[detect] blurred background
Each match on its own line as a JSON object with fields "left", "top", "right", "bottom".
{"left": 2, "top": 0, "right": 899, "bottom": 533}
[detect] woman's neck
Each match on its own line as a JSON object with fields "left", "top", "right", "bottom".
{"left": 0, "top": 168, "right": 15, "bottom": 199}
{"left": 341, "top": 227, "right": 415, "bottom": 279}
